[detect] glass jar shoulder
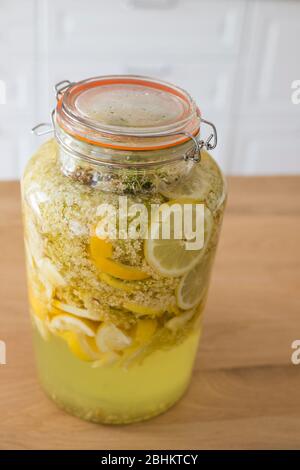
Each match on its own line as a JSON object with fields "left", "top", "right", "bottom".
{"left": 158, "top": 150, "right": 226, "bottom": 215}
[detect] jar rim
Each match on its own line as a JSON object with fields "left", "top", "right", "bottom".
{"left": 55, "top": 75, "right": 201, "bottom": 152}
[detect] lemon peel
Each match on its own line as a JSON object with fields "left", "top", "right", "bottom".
{"left": 123, "top": 302, "right": 164, "bottom": 317}
{"left": 96, "top": 323, "right": 132, "bottom": 353}
{"left": 52, "top": 300, "right": 102, "bottom": 321}
{"left": 93, "top": 256, "right": 149, "bottom": 281}
{"left": 99, "top": 272, "right": 138, "bottom": 292}
{"left": 49, "top": 313, "right": 97, "bottom": 337}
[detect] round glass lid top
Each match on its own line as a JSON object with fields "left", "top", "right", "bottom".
{"left": 75, "top": 82, "right": 191, "bottom": 130}
{"left": 56, "top": 75, "right": 200, "bottom": 148}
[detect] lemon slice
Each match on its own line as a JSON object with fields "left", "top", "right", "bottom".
{"left": 99, "top": 272, "right": 137, "bottom": 292}
{"left": 77, "top": 335, "right": 100, "bottom": 360}
{"left": 166, "top": 309, "right": 196, "bottom": 331}
{"left": 25, "top": 219, "right": 44, "bottom": 266}
{"left": 90, "top": 233, "right": 113, "bottom": 259}
{"left": 123, "top": 302, "right": 164, "bottom": 317}
{"left": 176, "top": 257, "right": 211, "bottom": 310}
{"left": 24, "top": 240, "right": 35, "bottom": 271}
{"left": 90, "top": 225, "right": 149, "bottom": 281}
{"left": 93, "top": 256, "right": 149, "bottom": 281}
{"left": 135, "top": 318, "right": 157, "bottom": 343}
{"left": 96, "top": 323, "right": 132, "bottom": 353}
{"left": 144, "top": 200, "right": 213, "bottom": 277}
{"left": 52, "top": 300, "right": 102, "bottom": 321}
{"left": 119, "top": 319, "right": 157, "bottom": 368}
{"left": 159, "top": 150, "right": 224, "bottom": 205}
{"left": 60, "top": 331, "right": 99, "bottom": 362}
{"left": 49, "top": 314, "right": 97, "bottom": 337}
{"left": 29, "top": 290, "right": 48, "bottom": 320}
{"left": 31, "top": 314, "right": 49, "bottom": 340}
{"left": 91, "top": 351, "right": 120, "bottom": 368}
{"left": 38, "top": 273, "right": 54, "bottom": 301}
{"left": 168, "top": 304, "right": 181, "bottom": 316}
{"left": 37, "top": 257, "right": 66, "bottom": 287}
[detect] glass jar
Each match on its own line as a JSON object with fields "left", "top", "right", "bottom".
{"left": 22, "top": 75, "right": 226, "bottom": 424}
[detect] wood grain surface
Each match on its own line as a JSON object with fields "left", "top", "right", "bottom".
{"left": 0, "top": 177, "right": 300, "bottom": 450}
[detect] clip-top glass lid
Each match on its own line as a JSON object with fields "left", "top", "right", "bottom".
{"left": 55, "top": 75, "right": 201, "bottom": 151}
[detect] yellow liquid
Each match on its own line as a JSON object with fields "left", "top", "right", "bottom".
{"left": 33, "top": 328, "right": 201, "bottom": 424}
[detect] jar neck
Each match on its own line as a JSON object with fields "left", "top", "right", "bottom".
{"left": 56, "top": 125, "right": 196, "bottom": 194}
{"left": 55, "top": 123, "right": 198, "bottom": 167}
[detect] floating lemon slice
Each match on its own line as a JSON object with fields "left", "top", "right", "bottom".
{"left": 31, "top": 314, "right": 49, "bottom": 340}
{"left": 166, "top": 309, "right": 196, "bottom": 331}
{"left": 60, "top": 331, "right": 100, "bottom": 362}
{"left": 159, "top": 150, "right": 224, "bottom": 205}
{"left": 90, "top": 228, "right": 149, "bottom": 281}
{"left": 93, "top": 256, "right": 149, "bottom": 281}
{"left": 134, "top": 318, "right": 157, "bottom": 343}
{"left": 121, "top": 319, "right": 157, "bottom": 364}
{"left": 123, "top": 302, "right": 164, "bottom": 317}
{"left": 176, "top": 257, "right": 211, "bottom": 310}
{"left": 168, "top": 304, "right": 181, "bottom": 316}
{"left": 29, "top": 290, "right": 48, "bottom": 320}
{"left": 24, "top": 240, "right": 35, "bottom": 271}
{"left": 144, "top": 199, "right": 213, "bottom": 277}
{"left": 25, "top": 214, "right": 44, "bottom": 265}
{"left": 99, "top": 272, "right": 137, "bottom": 292}
{"left": 96, "top": 323, "right": 132, "bottom": 353}
{"left": 37, "top": 257, "right": 66, "bottom": 287}
{"left": 90, "top": 232, "right": 113, "bottom": 259}
{"left": 91, "top": 351, "right": 120, "bottom": 368}
{"left": 52, "top": 300, "right": 102, "bottom": 321}
{"left": 49, "top": 314, "right": 97, "bottom": 337}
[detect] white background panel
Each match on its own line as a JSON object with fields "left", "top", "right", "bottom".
{"left": 0, "top": 0, "right": 299, "bottom": 178}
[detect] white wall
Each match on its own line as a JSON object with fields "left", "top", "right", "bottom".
{"left": 0, "top": 0, "right": 299, "bottom": 179}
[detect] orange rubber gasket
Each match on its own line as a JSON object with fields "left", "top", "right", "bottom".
{"left": 57, "top": 77, "right": 200, "bottom": 151}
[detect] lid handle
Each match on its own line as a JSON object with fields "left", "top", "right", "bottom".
{"left": 31, "top": 122, "right": 53, "bottom": 136}
{"left": 199, "top": 119, "right": 217, "bottom": 151}
{"left": 54, "top": 80, "right": 73, "bottom": 100}
{"left": 183, "top": 118, "right": 218, "bottom": 163}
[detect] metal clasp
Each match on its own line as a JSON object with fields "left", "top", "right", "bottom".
{"left": 54, "top": 79, "right": 73, "bottom": 100}
{"left": 31, "top": 110, "right": 56, "bottom": 136}
{"left": 32, "top": 79, "right": 72, "bottom": 134}
{"left": 199, "top": 118, "right": 218, "bottom": 151}
{"left": 183, "top": 118, "right": 218, "bottom": 163}
{"left": 31, "top": 122, "right": 53, "bottom": 136}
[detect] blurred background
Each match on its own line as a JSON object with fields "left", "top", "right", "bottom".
{"left": 0, "top": 0, "right": 299, "bottom": 179}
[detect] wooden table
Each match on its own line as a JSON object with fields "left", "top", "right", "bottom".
{"left": 0, "top": 177, "right": 299, "bottom": 450}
